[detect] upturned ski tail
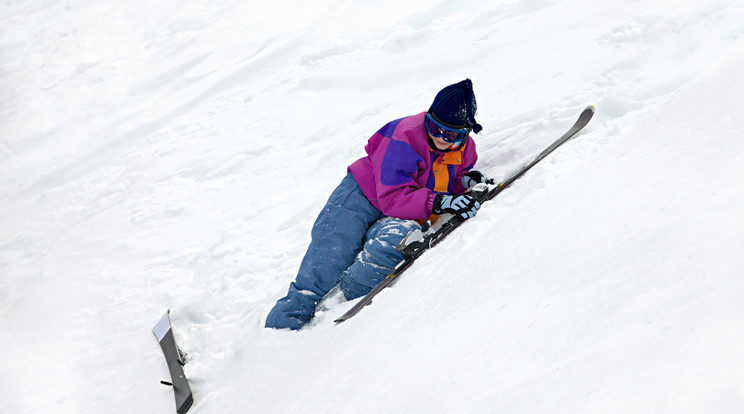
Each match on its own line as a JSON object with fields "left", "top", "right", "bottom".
{"left": 153, "top": 310, "right": 193, "bottom": 414}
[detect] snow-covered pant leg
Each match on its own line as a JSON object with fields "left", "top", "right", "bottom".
{"left": 265, "top": 173, "right": 382, "bottom": 330}
{"left": 339, "top": 217, "right": 421, "bottom": 300}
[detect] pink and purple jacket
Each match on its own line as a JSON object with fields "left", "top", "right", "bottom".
{"left": 348, "top": 112, "right": 478, "bottom": 221}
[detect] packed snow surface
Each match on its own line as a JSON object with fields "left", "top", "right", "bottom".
{"left": 2, "top": 1, "right": 743, "bottom": 413}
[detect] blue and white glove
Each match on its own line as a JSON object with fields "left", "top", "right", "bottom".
{"left": 433, "top": 193, "right": 480, "bottom": 219}
{"left": 461, "top": 170, "right": 492, "bottom": 189}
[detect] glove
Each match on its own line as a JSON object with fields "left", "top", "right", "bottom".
{"left": 462, "top": 170, "right": 492, "bottom": 189}
{"left": 432, "top": 193, "right": 480, "bottom": 219}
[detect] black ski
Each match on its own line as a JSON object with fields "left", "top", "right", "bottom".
{"left": 153, "top": 310, "right": 193, "bottom": 414}
{"left": 334, "top": 105, "right": 595, "bottom": 323}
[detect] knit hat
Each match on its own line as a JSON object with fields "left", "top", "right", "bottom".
{"left": 428, "top": 79, "right": 483, "bottom": 134}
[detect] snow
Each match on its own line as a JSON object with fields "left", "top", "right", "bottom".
{"left": 2, "top": 0, "right": 743, "bottom": 412}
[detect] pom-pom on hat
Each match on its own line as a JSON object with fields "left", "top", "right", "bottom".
{"left": 428, "top": 79, "right": 483, "bottom": 134}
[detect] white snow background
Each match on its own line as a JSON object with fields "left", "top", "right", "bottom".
{"left": 2, "top": 0, "right": 744, "bottom": 413}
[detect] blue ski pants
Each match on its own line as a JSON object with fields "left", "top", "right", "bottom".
{"left": 265, "top": 173, "right": 420, "bottom": 330}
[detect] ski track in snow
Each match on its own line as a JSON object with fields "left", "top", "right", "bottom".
{"left": 1, "top": 0, "right": 744, "bottom": 413}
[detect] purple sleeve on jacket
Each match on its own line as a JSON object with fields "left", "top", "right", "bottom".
{"left": 380, "top": 140, "right": 423, "bottom": 186}
{"left": 373, "top": 138, "right": 432, "bottom": 220}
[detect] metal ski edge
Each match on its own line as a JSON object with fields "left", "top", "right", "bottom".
{"left": 333, "top": 105, "right": 595, "bottom": 324}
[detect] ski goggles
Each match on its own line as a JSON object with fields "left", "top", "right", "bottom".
{"left": 425, "top": 113, "right": 471, "bottom": 145}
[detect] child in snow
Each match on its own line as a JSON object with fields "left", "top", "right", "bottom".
{"left": 265, "top": 79, "right": 490, "bottom": 330}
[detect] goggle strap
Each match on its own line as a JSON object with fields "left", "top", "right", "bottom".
{"left": 428, "top": 112, "right": 471, "bottom": 133}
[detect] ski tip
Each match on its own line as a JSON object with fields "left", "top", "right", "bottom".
{"left": 334, "top": 315, "right": 351, "bottom": 323}
{"left": 152, "top": 310, "right": 174, "bottom": 341}
{"left": 585, "top": 105, "right": 596, "bottom": 113}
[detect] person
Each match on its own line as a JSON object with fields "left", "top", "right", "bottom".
{"left": 265, "top": 79, "right": 490, "bottom": 330}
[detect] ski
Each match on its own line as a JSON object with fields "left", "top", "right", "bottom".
{"left": 153, "top": 310, "right": 193, "bottom": 414}
{"left": 334, "top": 105, "right": 595, "bottom": 323}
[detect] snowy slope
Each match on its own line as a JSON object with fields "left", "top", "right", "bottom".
{"left": 2, "top": 0, "right": 743, "bottom": 413}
